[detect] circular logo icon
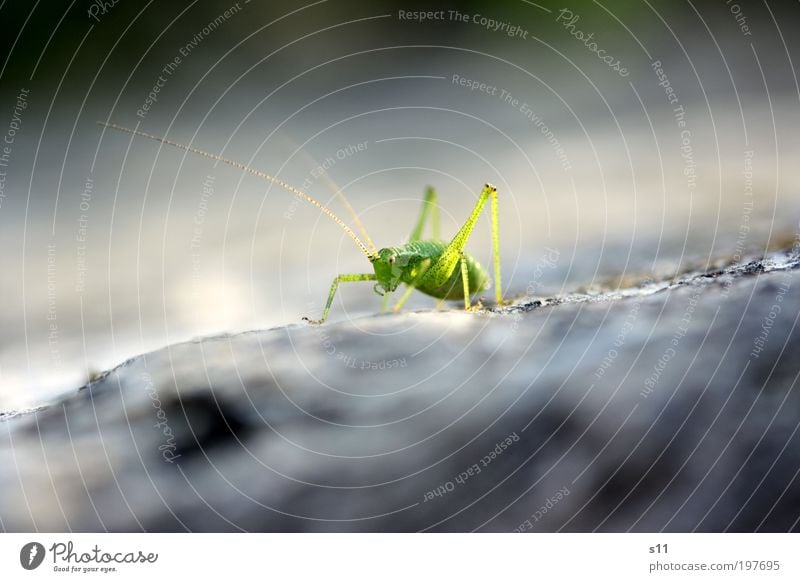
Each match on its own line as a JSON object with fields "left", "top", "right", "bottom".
{"left": 19, "top": 542, "right": 46, "bottom": 570}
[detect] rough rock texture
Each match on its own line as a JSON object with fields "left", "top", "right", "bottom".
{"left": 1, "top": 249, "right": 799, "bottom": 532}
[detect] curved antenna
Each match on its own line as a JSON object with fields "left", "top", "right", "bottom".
{"left": 284, "top": 138, "right": 377, "bottom": 256}
{"left": 97, "top": 122, "right": 375, "bottom": 259}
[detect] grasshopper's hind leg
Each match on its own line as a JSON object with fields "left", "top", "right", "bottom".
{"left": 409, "top": 187, "right": 440, "bottom": 242}
{"left": 423, "top": 184, "right": 503, "bottom": 308}
{"left": 489, "top": 183, "right": 503, "bottom": 305}
{"left": 303, "top": 273, "right": 377, "bottom": 324}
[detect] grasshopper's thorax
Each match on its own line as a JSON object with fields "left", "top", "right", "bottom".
{"left": 370, "top": 247, "right": 420, "bottom": 296}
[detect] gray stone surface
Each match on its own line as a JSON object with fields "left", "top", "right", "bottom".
{"left": 1, "top": 249, "right": 799, "bottom": 532}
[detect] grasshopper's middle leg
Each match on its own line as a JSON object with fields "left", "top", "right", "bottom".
{"left": 303, "top": 273, "right": 376, "bottom": 324}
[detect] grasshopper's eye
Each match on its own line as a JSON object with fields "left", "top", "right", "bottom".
{"left": 388, "top": 256, "right": 395, "bottom": 265}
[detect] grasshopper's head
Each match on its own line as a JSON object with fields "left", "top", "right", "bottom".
{"left": 370, "top": 248, "right": 408, "bottom": 296}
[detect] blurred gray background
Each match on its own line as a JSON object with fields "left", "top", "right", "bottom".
{"left": 1, "top": 0, "right": 799, "bottom": 408}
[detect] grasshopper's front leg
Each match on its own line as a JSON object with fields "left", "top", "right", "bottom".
{"left": 303, "top": 273, "right": 377, "bottom": 324}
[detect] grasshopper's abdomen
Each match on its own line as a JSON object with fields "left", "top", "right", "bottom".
{"left": 401, "top": 240, "right": 490, "bottom": 300}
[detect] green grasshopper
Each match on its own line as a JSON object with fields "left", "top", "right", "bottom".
{"left": 99, "top": 122, "right": 504, "bottom": 323}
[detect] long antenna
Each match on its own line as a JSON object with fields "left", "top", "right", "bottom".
{"left": 97, "top": 121, "right": 375, "bottom": 259}
{"left": 288, "top": 141, "right": 377, "bottom": 255}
